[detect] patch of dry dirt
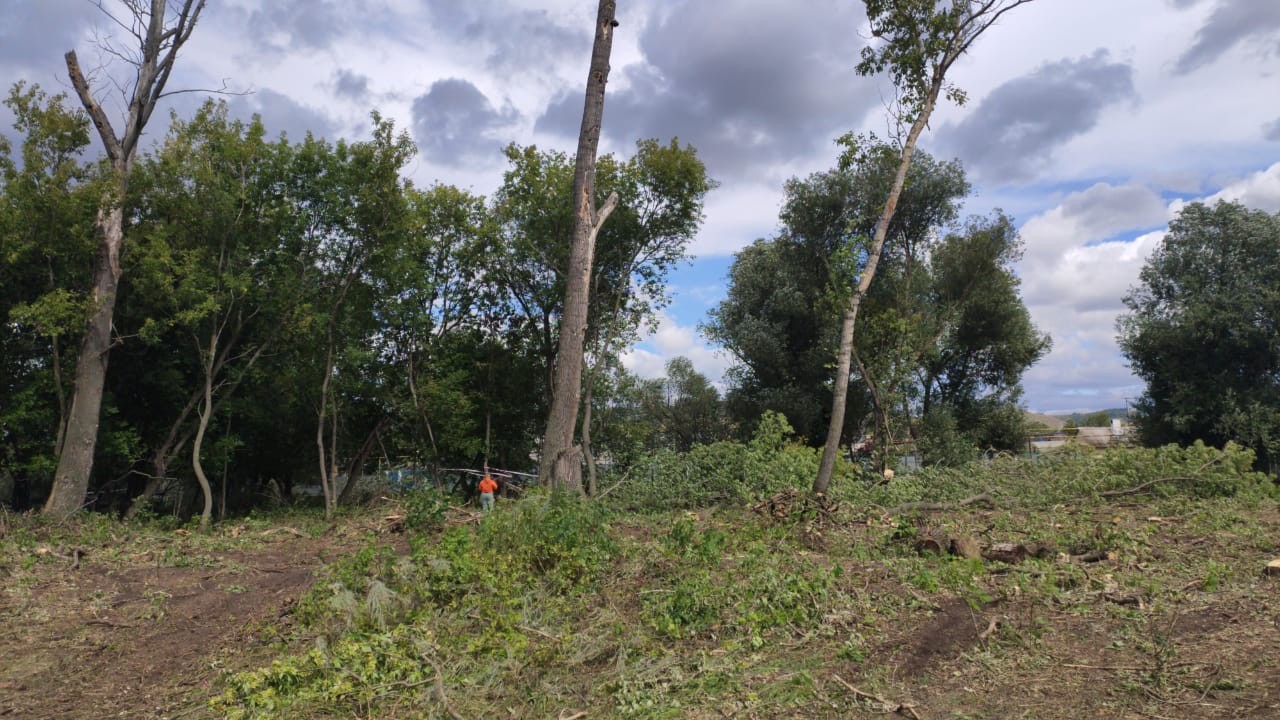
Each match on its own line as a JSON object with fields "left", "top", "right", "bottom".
{"left": 0, "top": 532, "right": 357, "bottom": 720}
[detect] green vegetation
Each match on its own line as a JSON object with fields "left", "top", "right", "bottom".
{"left": 1119, "top": 200, "right": 1280, "bottom": 473}
{"left": 206, "top": 442, "right": 1276, "bottom": 719}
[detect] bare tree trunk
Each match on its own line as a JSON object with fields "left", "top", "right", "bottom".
{"left": 539, "top": 0, "right": 620, "bottom": 491}
{"left": 192, "top": 331, "right": 216, "bottom": 530}
{"left": 813, "top": 107, "right": 932, "bottom": 495}
{"left": 44, "top": 200, "right": 122, "bottom": 517}
{"left": 44, "top": 0, "right": 207, "bottom": 518}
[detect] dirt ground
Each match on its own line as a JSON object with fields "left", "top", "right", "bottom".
{"left": 3, "top": 499, "right": 1279, "bottom": 719}
{"left": 0, "top": 526, "right": 361, "bottom": 720}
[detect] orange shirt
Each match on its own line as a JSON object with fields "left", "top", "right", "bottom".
{"left": 479, "top": 476, "right": 498, "bottom": 494}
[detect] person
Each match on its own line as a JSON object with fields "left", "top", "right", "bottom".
{"left": 478, "top": 469, "right": 498, "bottom": 512}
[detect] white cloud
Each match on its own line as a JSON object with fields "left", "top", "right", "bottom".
{"left": 1201, "top": 161, "right": 1280, "bottom": 212}
{"left": 621, "top": 311, "right": 732, "bottom": 385}
{"left": 1017, "top": 162, "right": 1280, "bottom": 412}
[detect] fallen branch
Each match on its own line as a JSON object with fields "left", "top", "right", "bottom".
{"left": 594, "top": 467, "right": 632, "bottom": 499}
{"left": 520, "top": 624, "right": 563, "bottom": 641}
{"left": 978, "top": 617, "right": 998, "bottom": 640}
{"left": 888, "top": 492, "right": 997, "bottom": 515}
{"left": 260, "top": 527, "right": 306, "bottom": 538}
{"left": 424, "top": 656, "right": 464, "bottom": 720}
{"left": 1098, "top": 477, "right": 1195, "bottom": 498}
{"left": 832, "top": 674, "right": 923, "bottom": 719}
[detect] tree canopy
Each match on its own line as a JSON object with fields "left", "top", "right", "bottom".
{"left": 1119, "top": 201, "right": 1280, "bottom": 472}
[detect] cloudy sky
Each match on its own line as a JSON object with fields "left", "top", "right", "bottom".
{"left": 4, "top": 0, "right": 1280, "bottom": 413}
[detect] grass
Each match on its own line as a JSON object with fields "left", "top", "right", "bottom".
{"left": 203, "top": 445, "right": 1279, "bottom": 719}
{"left": 3, "top": 443, "right": 1276, "bottom": 719}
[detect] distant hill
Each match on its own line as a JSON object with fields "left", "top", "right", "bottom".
{"left": 1055, "top": 408, "right": 1130, "bottom": 425}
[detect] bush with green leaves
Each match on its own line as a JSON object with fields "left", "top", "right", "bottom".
{"left": 838, "top": 440, "right": 1276, "bottom": 510}
{"left": 215, "top": 490, "right": 617, "bottom": 717}
{"left": 608, "top": 411, "right": 854, "bottom": 511}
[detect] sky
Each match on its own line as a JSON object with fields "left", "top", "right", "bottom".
{"left": 3, "top": 0, "right": 1279, "bottom": 414}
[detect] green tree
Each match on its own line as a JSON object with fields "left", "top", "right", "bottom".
{"left": 0, "top": 83, "right": 97, "bottom": 506}
{"left": 489, "top": 140, "right": 712, "bottom": 484}
{"left": 640, "top": 357, "right": 729, "bottom": 453}
{"left": 815, "top": 0, "right": 1037, "bottom": 494}
{"left": 125, "top": 102, "right": 297, "bottom": 527}
{"left": 1118, "top": 201, "right": 1280, "bottom": 472}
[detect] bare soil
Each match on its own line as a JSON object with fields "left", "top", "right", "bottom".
{"left": 0, "top": 528, "right": 359, "bottom": 720}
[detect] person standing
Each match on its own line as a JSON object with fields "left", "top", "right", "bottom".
{"left": 478, "top": 470, "right": 498, "bottom": 512}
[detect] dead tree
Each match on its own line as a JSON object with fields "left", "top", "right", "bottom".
{"left": 44, "top": 0, "right": 208, "bottom": 518}
{"left": 538, "top": 0, "right": 620, "bottom": 492}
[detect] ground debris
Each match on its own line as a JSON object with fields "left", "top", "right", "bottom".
{"left": 750, "top": 487, "right": 838, "bottom": 524}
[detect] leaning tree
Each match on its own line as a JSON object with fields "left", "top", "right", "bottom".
{"left": 813, "top": 0, "right": 1037, "bottom": 495}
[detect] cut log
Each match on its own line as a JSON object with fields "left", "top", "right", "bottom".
{"left": 1265, "top": 558, "right": 1280, "bottom": 577}
{"left": 983, "top": 542, "right": 1028, "bottom": 564}
{"left": 914, "top": 534, "right": 946, "bottom": 555}
{"left": 949, "top": 535, "right": 982, "bottom": 559}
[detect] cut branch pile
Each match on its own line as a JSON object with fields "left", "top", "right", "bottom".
{"left": 751, "top": 488, "right": 839, "bottom": 524}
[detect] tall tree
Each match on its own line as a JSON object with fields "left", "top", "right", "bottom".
{"left": 0, "top": 83, "right": 96, "bottom": 508}
{"left": 539, "top": 0, "right": 620, "bottom": 491}
{"left": 1118, "top": 201, "right": 1280, "bottom": 473}
{"left": 707, "top": 146, "right": 969, "bottom": 445}
{"left": 45, "top": 0, "right": 207, "bottom": 518}
{"left": 814, "top": 0, "right": 1035, "bottom": 494}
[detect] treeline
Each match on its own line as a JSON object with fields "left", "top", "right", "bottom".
{"left": 0, "top": 82, "right": 1054, "bottom": 517}
{"left": 0, "top": 85, "right": 714, "bottom": 513}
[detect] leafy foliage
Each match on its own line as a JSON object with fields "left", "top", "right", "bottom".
{"left": 1119, "top": 201, "right": 1280, "bottom": 472}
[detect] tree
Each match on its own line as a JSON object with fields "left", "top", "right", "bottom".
{"left": 814, "top": 0, "right": 1036, "bottom": 494}
{"left": 45, "top": 0, "right": 207, "bottom": 518}
{"left": 0, "top": 83, "right": 97, "bottom": 507}
{"left": 915, "top": 213, "right": 1050, "bottom": 454}
{"left": 640, "top": 357, "right": 729, "bottom": 453}
{"left": 707, "top": 145, "right": 969, "bottom": 445}
{"left": 125, "top": 102, "right": 290, "bottom": 528}
{"left": 1118, "top": 201, "right": 1280, "bottom": 473}
{"left": 539, "top": 0, "right": 620, "bottom": 491}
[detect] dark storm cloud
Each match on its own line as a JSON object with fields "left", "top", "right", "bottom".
{"left": 412, "top": 78, "right": 520, "bottom": 167}
{"left": 535, "top": 0, "right": 876, "bottom": 177}
{"left": 1266, "top": 118, "right": 1280, "bottom": 141}
{"left": 333, "top": 69, "right": 371, "bottom": 103}
{"left": 936, "top": 50, "right": 1136, "bottom": 184}
{"left": 1175, "top": 0, "right": 1280, "bottom": 74}
{"left": 226, "top": 89, "right": 340, "bottom": 141}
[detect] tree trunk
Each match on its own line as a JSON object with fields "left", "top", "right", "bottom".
{"left": 44, "top": 198, "right": 124, "bottom": 517}
{"left": 43, "top": 2, "right": 207, "bottom": 518}
{"left": 191, "top": 332, "right": 216, "bottom": 530}
{"left": 337, "top": 414, "right": 390, "bottom": 505}
{"left": 581, "top": 378, "right": 598, "bottom": 495}
{"left": 813, "top": 101, "right": 935, "bottom": 496}
{"left": 539, "top": 0, "right": 619, "bottom": 491}
{"left": 851, "top": 344, "right": 893, "bottom": 474}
